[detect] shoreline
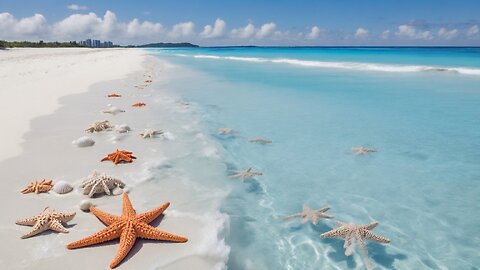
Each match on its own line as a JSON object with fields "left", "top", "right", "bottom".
{"left": 0, "top": 49, "right": 229, "bottom": 269}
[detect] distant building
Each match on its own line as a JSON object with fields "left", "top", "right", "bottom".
{"left": 78, "top": 39, "right": 114, "bottom": 48}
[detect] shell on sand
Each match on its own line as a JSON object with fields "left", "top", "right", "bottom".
{"left": 72, "top": 136, "right": 95, "bottom": 147}
{"left": 111, "top": 187, "right": 124, "bottom": 196}
{"left": 53, "top": 181, "right": 74, "bottom": 194}
{"left": 79, "top": 200, "right": 94, "bottom": 212}
{"left": 115, "top": 124, "right": 131, "bottom": 133}
{"left": 102, "top": 106, "right": 125, "bottom": 115}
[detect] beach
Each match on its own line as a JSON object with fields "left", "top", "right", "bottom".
{"left": 0, "top": 48, "right": 229, "bottom": 269}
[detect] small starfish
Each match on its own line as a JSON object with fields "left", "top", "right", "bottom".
{"left": 107, "top": 93, "right": 122, "bottom": 98}
{"left": 145, "top": 79, "right": 152, "bottom": 83}
{"left": 351, "top": 146, "right": 377, "bottom": 155}
{"left": 132, "top": 102, "right": 146, "bottom": 107}
{"left": 321, "top": 221, "right": 390, "bottom": 269}
{"left": 21, "top": 179, "right": 53, "bottom": 194}
{"left": 80, "top": 172, "right": 126, "bottom": 197}
{"left": 229, "top": 167, "right": 263, "bottom": 181}
{"left": 103, "top": 106, "right": 125, "bottom": 115}
{"left": 85, "top": 120, "right": 113, "bottom": 133}
{"left": 218, "top": 128, "right": 234, "bottom": 135}
{"left": 101, "top": 149, "right": 136, "bottom": 165}
{"left": 283, "top": 204, "right": 334, "bottom": 224}
{"left": 16, "top": 207, "right": 75, "bottom": 239}
{"left": 67, "top": 193, "right": 187, "bottom": 269}
{"left": 249, "top": 137, "right": 272, "bottom": 145}
{"left": 140, "top": 128, "right": 164, "bottom": 138}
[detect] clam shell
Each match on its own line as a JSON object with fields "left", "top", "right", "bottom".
{"left": 115, "top": 124, "right": 131, "bottom": 133}
{"left": 111, "top": 187, "right": 124, "bottom": 196}
{"left": 53, "top": 180, "right": 74, "bottom": 194}
{"left": 79, "top": 200, "right": 94, "bottom": 212}
{"left": 72, "top": 136, "right": 95, "bottom": 147}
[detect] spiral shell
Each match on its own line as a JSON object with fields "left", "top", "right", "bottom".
{"left": 72, "top": 136, "right": 95, "bottom": 147}
{"left": 53, "top": 180, "right": 74, "bottom": 194}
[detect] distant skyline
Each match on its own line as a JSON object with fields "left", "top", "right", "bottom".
{"left": 1, "top": 0, "right": 479, "bottom": 46}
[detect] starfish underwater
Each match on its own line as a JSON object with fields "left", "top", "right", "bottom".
{"left": 101, "top": 149, "right": 136, "bottom": 165}
{"left": 351, "top": 146, "right": 377, "bottom": 155}
{"left": 85, "top": 120, "right": 113, "bottom": 133}
{"left": 283, "top": 204, "right": 334, "bottom": 224}
{"left": 67, "top": 193, "right": 188, "bottom": 269}
{"left": 229, "top": 167, "right": 263, "bottom": 181}
{"left": 21, "top": 179, "right": 54, "bottom": 194}
{"left": 140, "top": 128, "right": 164, "bottom": 138}
{"left": 132, "top": 102, "right": 146, "bottom": 107}
{"left": 80, "top": 171, "right": 126, "bottom": 197}
{"left": 218, "top": 127, "right": 235, "bottom": 135}
{"left": 249, "top": 137, "right": 273, "bottom": 145}
{"left": 321, "top": 221, "right": 390, "bottom": 269}
{"left": 16, "top": 207, "right": 75, "bottom": 239}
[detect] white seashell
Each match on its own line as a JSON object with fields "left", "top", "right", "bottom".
{"left": 79, "top": 200, "right": 94, "bottom": 212}
{"left": 53, "top": 180, "right": 74, "bottom": 194}
{"left": 72, "top": 136, "right": 95, "bottom": 147}
{"left": 115, "top": 124, "right": 131, "bottom": 133}
{"left": 111, "top": 187, "right": 124, "bottom": 196}
{"left": 102, "top": 106, "right": 125, "bottom": 115}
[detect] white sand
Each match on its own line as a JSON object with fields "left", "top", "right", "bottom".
{"left": 0, "top": 49, "right": 229, "bottom": 269}
{"left": 0, "top": 48, "right": 145, "bottom": 162}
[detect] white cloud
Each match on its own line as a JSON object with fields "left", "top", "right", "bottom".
{"left": 307, "top": 26, "right": 321, "bottom": 39}
{"left": 438, "top": 28, "right": 458, "bottom": 40}
{"left": 467, "top": 25, "right": 479, "bottom": 37}
{"left": 395, "top": 24, "right": 432, "bottom": 40}
{"left": 256, "top": 22, "right": 276, "bottom": 39}
{"left": 355, "top": 27, "right": 368, "bottom": 39}
{"left": 67, "top": 4, "right": 88, "bottom": 11}
{"left": 0, "top": 13, "right": 48, "bottom": 39}
{"left": 381, "top": 30, "right": 390, "bottom": 39}
{"left": 168, "top": 21, "right": 195, "bottom": 39}
{"left": 231, "top": 23, "right": 256, "bottom": 39}
{"left": 127, "top": 19, "right": 164, "bottom": 38}
{"left": 200, "top": 18, "right": 226, "bottom": 39}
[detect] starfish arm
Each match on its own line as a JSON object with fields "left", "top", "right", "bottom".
{"left": 282, "top": 213, "right": 301, "bottom": 221}
{"left": 21, "top": 220, "right": 47, "bottom": 239}
{"left": 82, "top": 183, "right": 92, "bottom": 195}
{"left": 49, "top": 220, "right": 69, "bottom": 233}
{"left": 320, "top": 228, "right": 346, "bottom": 239}
{"left": 91, "top": 207, "right": 121, "bottom": 225}
{"left": 101, "top": 181, "right": 111, "bottom": 195}
{"left": 15, "top": 216, "right": 37, "bottom": 226}
{"left": 354, "top": 232, "right": 374, "bottom": 270}
{"left": 122, "top": 193, "right": 136, "bottom": 216}
{"left": 67, "top": 225, "right": 120, "bottom": 249}
{"left": 135, "top": 223, "right": 188, "bottom": 243}
{"left": 136, "top": 202, "right": 170, "bottom": 224}
{"left": 101, "top": 156, "right": 109, "bottom": 162}
{"left": 344, "top": 233, "right": 355, "bottom": 256}
{"left": 317, "top": 207, "right": 331, "bottom": 213}
{"left": 311, "top": 216, "right": 319, "bottom": 225}
{"left": 20, "top": 186, "right": 33, "bottom": 194}
{"left": 57, "top": 212, "right": 76, "bottom": 223}
{"left": 109, "top": 223, "right": 137, "bottom": 269}
{"left": 362, "top": 221, "right": 379, "bottom": 230}
{"left": 364, "top": 230, "right": 390, "bottom": 243}
{"left": 320, "top": 213, "right": 335, "bottom": 219}
{"left": 88, "top": 182, "right": 100, "bottom": 197}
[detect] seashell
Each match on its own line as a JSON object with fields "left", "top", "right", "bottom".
{"left": 53, "top": 180, "right": 74, "bottom": 194}
{"left": 102, "top": 106, "right": 125, "bottom": 115}
{"left": 115, "top": 124, "right": 131, "bottom": 133}
{"left": 79, "top": 200, "right": 94, "bottom": 212}
{"left": 111, "top": 187, "right": 124, "bottom": 196}
{"left": 72, "top": 136, "right": 95, "bottom": 147}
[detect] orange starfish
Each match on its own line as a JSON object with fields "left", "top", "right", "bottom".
{"left": 145, "top": 79, "right": 152, "bottom": 83}
{"left": 101, "top": 149, "right": 136, "bottom": 165}
{"left": 67, "top": 193, "right": 188, "bottom": 269}
{"left": 21, "top": 179, "right": 54, "bottom": 194}
{"left": 132, "top": 102, "right": 146, "bottom": 107}
{"left": 107, "top": 93, "right": 122, "bottom": 98}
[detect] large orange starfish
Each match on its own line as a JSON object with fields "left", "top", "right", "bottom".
{"left": 21, "top": 179, "right": 53, "bottom": 194}
{"left": 67, "top": 193, "right": 188, "bottom": 269}
{"left": 101, "top": 149, "right": 136, "bottom": 165}
{"left": 132, "top": 102, "right": 146, "bottom": 107}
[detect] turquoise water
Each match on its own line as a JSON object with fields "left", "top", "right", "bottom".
{"left": 151, "top": 48, "right": 480, "bottom": 269}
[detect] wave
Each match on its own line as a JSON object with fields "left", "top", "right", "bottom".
{"left": 175, "top": 54, "right": 480, "bottom": 75}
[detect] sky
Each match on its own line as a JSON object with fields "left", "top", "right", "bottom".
{"left": 0, "top": 0, "right": 479, "bottom": 46}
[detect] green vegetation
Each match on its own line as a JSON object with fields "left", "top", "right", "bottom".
{"left": 0, "top": 40, "right": 84, "bottom": 48}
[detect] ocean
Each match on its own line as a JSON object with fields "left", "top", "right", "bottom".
{"left": 148, "top": 47, "right": 480, "bottom": 270}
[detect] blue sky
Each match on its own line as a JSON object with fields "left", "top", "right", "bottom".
{"left": 1, "top": 0, "right": 479, "bottom": 45}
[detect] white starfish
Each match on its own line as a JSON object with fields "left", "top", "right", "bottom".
{"left": 85, "top": 120, "right": 113, "bottom": 133}
{"left": 218, "top": 128, "right": 235, "bottom": 135}
{"left": 140, "top": 128, "right": 164, "bottom": 138}
{"left": 229, "top": 167, "right": 263, "bottom": 181}
{"left": 80, "top": 172, "right": 126, "bottom": 198}
{"left": 249, "top": 137, "right": 272, "bottom": 145}
{"left": 16, "top": 207, "right": 76, "bottom": 239}
{"left": 321, "top": 221, "right": 390, "bottom": 270}
{"left": 351, "top": 146, "right": 377, "bottom": 155}
{"left": 283, "top": 204, "right": 334, "bottom": 224}
{"left": 102, "top": 106, "right": 125, "bottom": 115}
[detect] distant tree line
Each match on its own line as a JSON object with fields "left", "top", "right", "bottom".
{"left": 0, "top": 40, "right": 84, "bottom": 48}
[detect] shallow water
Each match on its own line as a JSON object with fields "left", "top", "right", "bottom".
{"left": 150, "top": 47, "right": 480, "bottom": 270}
